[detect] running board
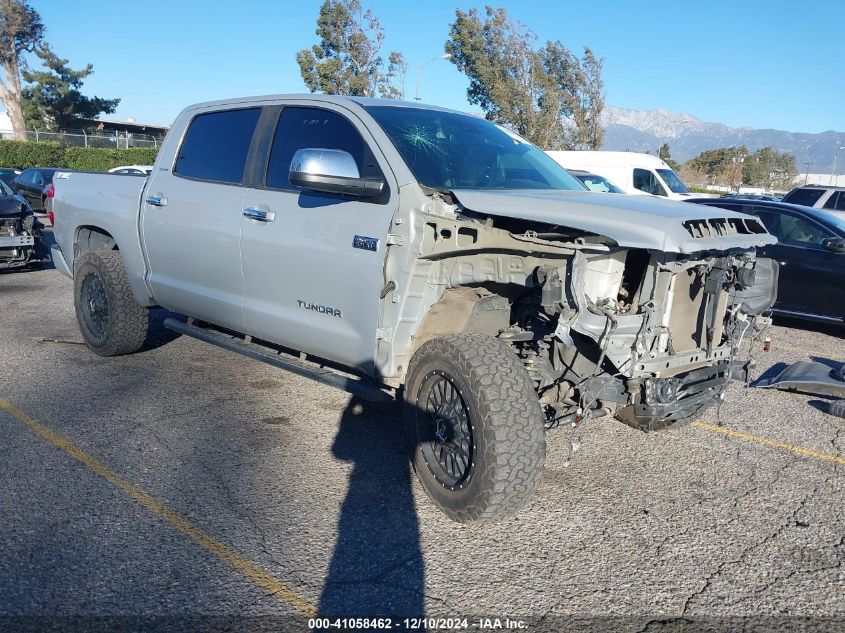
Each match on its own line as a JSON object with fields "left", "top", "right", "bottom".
{"left": 163, "top": 318, "right": 394, "bottom": 402}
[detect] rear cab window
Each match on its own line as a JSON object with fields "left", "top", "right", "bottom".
{"left": 174, "top": 108, "right": 261, "bottom": 184}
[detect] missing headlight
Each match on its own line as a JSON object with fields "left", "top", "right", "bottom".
{"left": 644, "top": 377, "right": 682, "bottom": 404}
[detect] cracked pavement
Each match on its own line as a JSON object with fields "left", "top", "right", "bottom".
{"left": 1, "top": 255, "right": 843, "bottom": 632}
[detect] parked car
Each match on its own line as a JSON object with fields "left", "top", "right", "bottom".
{"left": 688, "top": 197, "right": 845, "bottom": 324}
{"left": 0, "top": 178, "right": 48, "bottom": 270}
{"left": 781, "top": 185, "right": 845, "bottom": 218}
{"left": 546, "top": 151, "right": 693, "bottom": 200}
{"left": 52, "top": 95, "right": 777, "bottom": 522}
{"left": 0, "top": 168, "right": 21, "bottom": 188}
{"left": 720, "top": 193, "right": 782, "bottom": 202}
{"left": 108, "top": 165, "right": 154, "bottom": 176}
{"left": 568, "top": 169, "right": 624, "bottom": 193}
{"left": 13, "top": 167, "right": 59, "bottom": 211}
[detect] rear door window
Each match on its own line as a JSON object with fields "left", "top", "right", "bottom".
{"left": 822, "top": 191, "right": 845, "bottom": 211}
{"left": 633, "top": 168, "right": 666, "bottom": 196}
{"left": 782, "top": 188, "right": 826, "bottom": 207}
{"left": 174, "top": 108, "right": 261, "bottom": 184}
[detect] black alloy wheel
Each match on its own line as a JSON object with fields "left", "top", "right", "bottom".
{"left": 416, "top": 371, "right": 475, "bottom": 490}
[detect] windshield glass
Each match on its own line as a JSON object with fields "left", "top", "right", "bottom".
{"left": 577, "top": 173, "right": 623, "bottom": 193}
{"left": 365, "top": 106, "right": 585, "bottom": 191}
{"left": 656, "top": 168, "right": 690, "bottom": 193}
{"left": 0, "top": 180, "right": 14, "bottom": 196}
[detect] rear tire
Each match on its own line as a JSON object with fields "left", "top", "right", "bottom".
{"left": 404, "top": 334, "right": 545, "bottom": 523}
{"left": 74, "top": 250, "right": 148, "bottom": 356}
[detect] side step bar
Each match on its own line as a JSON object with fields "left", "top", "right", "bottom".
{"left": 163, "top": 318, "right": 394, "bottom": 402}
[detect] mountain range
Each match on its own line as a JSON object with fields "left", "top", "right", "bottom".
{"left": 601, "top": 106, "right": 845, "bottom": 173}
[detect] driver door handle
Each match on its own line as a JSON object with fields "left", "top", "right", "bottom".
{"left": 243, "top": 208, "right": 275, "bottom": 222}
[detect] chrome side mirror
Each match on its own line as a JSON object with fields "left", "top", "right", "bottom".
{"left": 289, "top": 148, "right": 383, "bottom": 199}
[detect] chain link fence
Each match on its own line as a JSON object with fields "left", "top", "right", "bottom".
{"left": 0, "top": 128, "right": 162, "bottom": 148}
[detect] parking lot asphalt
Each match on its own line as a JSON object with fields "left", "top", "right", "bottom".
{"left": 1, "top": 240, "right": 843, "bottom": 632}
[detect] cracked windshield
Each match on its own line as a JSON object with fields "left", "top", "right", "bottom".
{"left": 366, "top": 106, "right": 584, "bottom": 191}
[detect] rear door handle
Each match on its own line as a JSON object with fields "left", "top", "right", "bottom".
{"left": 145, "top": 195, "right": 167, "bottom": 207}
{"left": 243, "top": 208, "right": 275, "bottom": 222}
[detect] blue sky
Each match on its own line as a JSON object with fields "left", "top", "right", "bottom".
{"left": 33, "top": 0, "right": 843, "bottom": 133}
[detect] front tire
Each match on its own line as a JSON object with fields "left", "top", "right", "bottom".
{"left": 404, "top": 334, "right": 545, "bottom": 523}
{"left": 74, "top": 250, "right": 148, "bottom": 356}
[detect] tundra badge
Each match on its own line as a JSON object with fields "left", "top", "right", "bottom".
{"left": 297, "top": 300, "right": 343, "bottom": 318}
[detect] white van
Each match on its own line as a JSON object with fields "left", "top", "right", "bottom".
{"left": 546, "top": 151, "right": 692, "bottom": 201}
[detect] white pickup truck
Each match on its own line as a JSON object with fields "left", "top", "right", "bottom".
{"left": 52, "top": 95, "right": 778, "bottom": 522}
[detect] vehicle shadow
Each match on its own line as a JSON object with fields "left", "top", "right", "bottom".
{"left": 39, "top": 224, "right": 56, "bottom": 269}
{"left": 806, "top": 399, "right": 842, "bottom": 415}
{"left": 318, "top": 396, "right": 425, "bottom": 622}
{"left": 140, "top": 309, "right": 182, "bottom": 352}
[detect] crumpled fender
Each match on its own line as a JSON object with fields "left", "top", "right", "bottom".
{"left": 755, "top": 360, "right": 845, "bottom": 397}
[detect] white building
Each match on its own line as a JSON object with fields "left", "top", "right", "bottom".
{"left": 798, "top": 173, "right": 845, "bottom": 187}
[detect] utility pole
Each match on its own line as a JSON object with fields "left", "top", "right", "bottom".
{"left": 831, "top": 147, "right": 845, "bottom": 186}
{"left": 804, "top": 162, "right": 814, "bottom": 185}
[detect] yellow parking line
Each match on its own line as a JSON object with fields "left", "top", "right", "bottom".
{"left": 0, "top": 397, "right": 317, "bottom": 618}
{"left": 692, "top": 421, "right": 845, "bottom": 466}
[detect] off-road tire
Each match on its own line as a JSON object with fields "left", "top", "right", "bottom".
{"left": 616, "top": 403, "right": 709, "bottom": 432}
{"left": 74, "top": 250, "right": 148, "bottom": 356}
{"left": 404, "top": 334, "right": 545, "bottom": 523}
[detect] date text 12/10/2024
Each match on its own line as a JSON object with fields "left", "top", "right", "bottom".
{"left": 308, "top": 617, "right": 528, "bottom": 630}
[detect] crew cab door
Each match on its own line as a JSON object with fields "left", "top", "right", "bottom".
{"left": 751, "top": 206, "right": 845, "bottom": 319}
{"left": 239, "top": 103, "right": 395, "bottom": 374}
{"left": 141, "top": 106, "right": 262, "bottom": 331}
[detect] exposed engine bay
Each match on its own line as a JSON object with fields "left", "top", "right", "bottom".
{"left": 503, "top": 246, "right": 776, "bottom": 431}
{"left": 395, "top": 189, "right": 779, "bottom": 432}
{"left": 0, "top": 197, "right": 48, "bottom": 271}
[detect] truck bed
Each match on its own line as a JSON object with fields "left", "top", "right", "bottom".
{"left": 51, "top": 171, "right": 153, "bottom": 305}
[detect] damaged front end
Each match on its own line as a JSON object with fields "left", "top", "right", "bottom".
{"left": 0, "top": 196, "right": 48, "bottom": 271}
{"left": 406, "top": 190, "right": 778, "bottom": 432}
{"left": 532, "top": 247, "right": 778, "bottom": 431}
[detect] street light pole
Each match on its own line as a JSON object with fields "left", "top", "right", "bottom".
{"left": 415, "top": 53, "right": 452, "bottom": 102}
{"left": 831, "top": 146, "right": 845, "bottom": 186}
{"left": 804, "top": 162, "right": 814, "bottom": 185}
{"left": 656, "top": 118, "right": 691, "bottom": 158}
